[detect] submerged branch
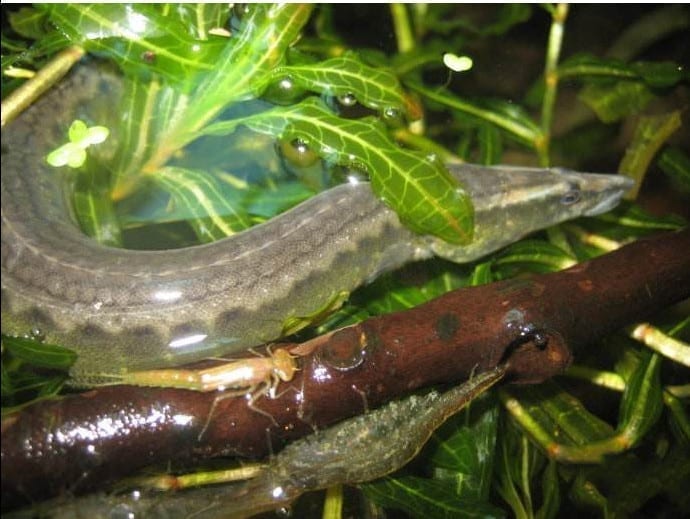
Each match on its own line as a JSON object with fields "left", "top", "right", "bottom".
{"left": 3, "top": 228, "right": 689, "bottom": 510}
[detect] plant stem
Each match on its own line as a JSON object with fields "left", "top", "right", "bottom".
{"left": 539, "top": 3, "right": 569, "bottom": 167}
{"left": 390, "top": 4, "right": 415, "bottom": 54}
{"left": 1, "top": 45, "right": 85, "bottom": 127}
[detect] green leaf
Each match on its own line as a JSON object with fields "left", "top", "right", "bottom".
{"left": 606, "top": 445, "right": 690, "bottom": 517}
{"left": 73, "top": 169, "right": 123, "bottom": 247}
{"left": 159, "top": 3, "right": 232, "bottom": 40}
{"left": 246, "top": 181, "right": 313, "bottom": 218}
{"left": 617, "top": 351, "right": 663, "bottom": 443}
{"left": 180, "top": 4, "right": 313, "bottom": 129}
{"left": 658, "top": 147, "right": 690, "bottom": 194}
{"left": 559, "top": 54, "right": 689, "bottom": 88}
{"left": 559, "top": 55, "right": 641, "bottom": 82}
{"left": 597, "top": 202, "right": 686, "bottom": 231}
{"left": 110, "top": 76, "right": 186, "bottom": 191}
{"left": 408, "top": 81, "right": 543, "bottom": 148}
{"left": 631, "top": 61, "right": 690, "bottom": 88}
{"left": 362, "top": 475, "right": 505, "bottom": 519}
{"left": 468, "top": 262, "right": 495, "bottom": 287}
{"left": 618, "top": 111, "right": 682, "bottom": 196}
{"left": 8, "top": 7, "right": 50, "bottom": 40}
{"left": 579, "top": 80, "right": 654, "bottom": 123}
{"left": 419, "top": 3, "right": 531, "bottom": 37}
{"left": 536, "top": 460, "right": 560, "bottom": 519}
{"left": 479, "top": 4, "right": 533, "bottom": 35}
{"left": 204, "top": 97, "right": 475, "bottom": 245}
{"left": 429, "top": 401, "right": 500, "bottom": 501}
{"left": 2, "top": 336, "right": 77, "bottom": 370}
{"left": 493, "top": 240, "right": 577, "bottom": 275}
{"left": 274, "top": 52, "right": 414, "bottom": 116}
{"left": 68, "top": 119, "right": 88, "bottom": 141}
{"left": 46, "top": 120, "right": 111, "bottom": 169}
{"left": 42, "top": 4, "right": 226, "bottom": 87}
{"left": 154, "top": 166, "right": 254, "bottom": 242}
{"left": 477, "top": 125, "right": 502, "bottom": 165}
{"left": 46, "top": 142, "right": 84, "bottom": 168}
{"left": 502, "top": 381, "right": 614, "bottom": 451}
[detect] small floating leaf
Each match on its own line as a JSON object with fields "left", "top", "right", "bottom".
{"left": 443, "top": 52, "right": 473, "bottom": 73}
{"left": 47, "top": 119, "right": 110, "bottom": 169}
{"left": 68, "top": 119, "right": 88, "bottom": 141}
{"left": 46, "top": 142, "right": 84, "bottom": 168}
{"left": 82, "top": 125, "right": 110, "bottom": 145}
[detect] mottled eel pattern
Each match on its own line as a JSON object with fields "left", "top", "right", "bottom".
{"left": 1, "top": 65, "right": 632, "bottom": 383}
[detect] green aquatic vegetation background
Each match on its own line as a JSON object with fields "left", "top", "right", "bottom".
{"left": 2, "top": 4, "right": 690, "bottom": 518}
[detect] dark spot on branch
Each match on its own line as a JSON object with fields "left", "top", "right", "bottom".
{"left": 435, "top": 313, "right": 459, "bottom": 342}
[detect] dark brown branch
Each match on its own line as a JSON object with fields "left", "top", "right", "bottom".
{"left": 3, "top": 228, "right": 689, "bottom": 510}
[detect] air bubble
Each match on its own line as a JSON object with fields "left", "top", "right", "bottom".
{"left": 279, "top": 77, "right": 294, "bottom": 92}
{"left": 383, "top": 107, "right": 400, "bottom": 120}
{"left": 279, "top": 138, "right": 319, "bottom": 168}
{"left": 25, "top": 328, "right": 46, "bottom": 342}
{"left": 337, "top": 92, "right": 357, "bottom": 107}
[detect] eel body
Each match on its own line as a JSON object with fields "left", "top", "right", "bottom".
{"left": 1, "top": 66, "right": 633, "bottom": 383}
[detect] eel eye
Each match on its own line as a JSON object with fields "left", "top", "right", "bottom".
{"left": 561, "top": 183, "right": 582, "bottom": 205}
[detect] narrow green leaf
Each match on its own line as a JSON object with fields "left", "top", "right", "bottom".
{"left": 468, "top": 262, "right": 495, "bottom": 286}
{"left": 494, "top": 240, "right": 577, "bottom": 275}
{"left": 477, "top": 124, "right": 502, "bottom": 165}
{"left": 477, "top": 4, "right": 532, "bottom": 35}
{"left": 204, "top": 97, "right": 475, "bottom": 244}
{"left": 246, "top": 181, "right": 313, "bottom": 218}
{"left": 559, "top": 55, "right": 640, "bottom": 81}
{"left": 181, "top": 4, "right": 313, "bottom": 129}
{"left": 2, "top": 336, "right": 77, "bottom": 370}
{"left": 159, "top": 3, "right": 232, "bottom": 40}
{"left": 536, "top": 461, "right": 560, "bottom": 519}
{"left": 42, "top": 4, "right": 226, "bottom": 87}
{"left": 579, "top": 80, "right": 654, "bottom": 123}
{"left": 73, "top": 171, "right": 123, "bottom": 247}
{"left": 559, "top": 54, "right": 689, "bottom": 88}
{"left": 619, "top": 111, "right": 682, "bottom": 197}
{"left": 504, "top": 382, "right": 614, "bottom": 449}
{"left": 631, "top": 60, "right": 690, "bottom": 88}
{"left": 155, "top": 166, "right": 253, "bottom": 242}
{"left": 658, "top": 146, "right": 690, "bottom": 194}
{"left": 274, "top": 52, "right": 413, "bottom": 116}
{"left": 408, "top": 81, "right": 542, "bottom": 147}
{"left": 362, "top": 476, "right": 505, "bottom": 519}
{"left": 429, "top": 401, "right": 500, "bottom": 501}
{"left": 111, "top": 76, "right": 188, "bottom": 191}
{"left": 607, "top": 446, "right": 690, "bottom": 516}
{"left": 617, "top": 351, "right": 663, "bottom": 443}
{"left": 9, "top": 7, "right": 50, "bottom": 41}
{"left": 597, "top": 202, "right": 686, "bottom": 230}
